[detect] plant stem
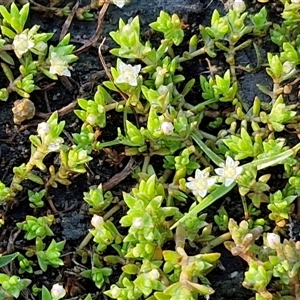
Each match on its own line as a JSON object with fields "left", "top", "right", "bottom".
{"left": 200, "top": 232, "right": 231, "bottom": 253}
{"left": 178, "top": 47, "right": 206, "bottom": 63}
{"left": 78, "top": 202, "right": 123, "bottom": 250}
{"left": 241, "top": 195, "right": 249, "bottom": 220}
{"left": 141, "top": 155, "right": 150, "bottom": 173}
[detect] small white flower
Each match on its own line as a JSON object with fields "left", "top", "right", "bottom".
{"left": 112, "top": 0, "right": 126, "bottom": 8}
{"left": 49, "top": 52, "right": 71, "bottom": 77}
{"left": 265, "top": 233, "right": 280, "bottom": 249}
{"left": 132, "top": 217, "right": 143, "bottom": 229}
{"left": 13, "top": 32, "right": 35, "bottom": 58}
{"left": 37, "top": 122, "right": 50, "bottom": 136}
{"left": 160, "top": 121, "right": 174, "bottom": 135}
{"left": 186, "top": 169, "right": 217, "bottom": 198}
{"left": 51, "top": 283, "right": 66, "bottom": 300}
{"left": 147, "top": 269, "right": 160, "bottom": 280}
{"left": 115, "top": 60, "right": 141, "bottom": 87}
{"left": 215, "top": 156, "right": 243, "bottom": 187}
{"left": 233, "top": 0, "right": 246, "bottom": 12}
{"left": 91, "top": 215, "right": 104, "bottom": 228}
{"left": 157, "top": 85, "right": 169, "bottom": 96}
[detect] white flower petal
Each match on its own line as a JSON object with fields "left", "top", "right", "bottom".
{"left": 207, "top": 177, "right": 217, "bottom": 187}
{"left": 215, "top": 156, "right": 242, "bottom": 186}
{"left": 112, "top": 0, "right": 126, "bottom": 8}
{"left": 197, "top": 189, "right": 207, "bottom": 198}
{"left": 133, "top": 64, "right": 141, "bottom": 73}
{"left": 224, "top": 178, "right": 234, "bottom": 187}
{"left": 13, "top": 32, "right": 35, "bottom": 58}
{"left": 49, "top": 52, "right": 71, "bottom": 77}
{"left": 226, "top": 156, "right": 235, "bottom": 167}
{"left": 186, "top": 169, "right": 216, "bottom": 198}
{"left": 195, "top": 169, "right": 202, "bottom": 179}
{"left": 118, "top": 60, "right": 127, "bottom": 71}
{"left": 115, "top": 60, "right": 141, "bottom": 87}
{"left": 185, "top": 182, "right": 195, "bottom": 190}
{"left": 214, "top": 168, "right": 224, "bottom": 176}
{"left": 236, "top": 166, "right": 243, "bottom": 176}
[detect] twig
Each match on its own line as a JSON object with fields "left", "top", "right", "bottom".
{"left": 35, "top": 100, "right": 77, "bottom": 119}
{"left": 98, "top": 41, "right": 128, "bottom": 102}
{"left": 74, "top": 2, "right": 110, "bottom": 55}
{"left": 102, "top": 157, "right": 141, "bottom": 192}
{"left": 60, "top": 1, "right": 80, "bottom": 41}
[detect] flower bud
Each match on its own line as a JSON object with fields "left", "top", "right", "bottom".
{"left": 51, "top": 283, "right": 66, "bottom": 300}
{"left": 157, "top": 85, "right": 169, "bottom": 96}
{"left": 91, "top": 215, "right": 104, "bottom": 228}
{"left": 233, "top": 0, "right": 246, "bottom": 12}
{"left": 160, "top": 121, "right": 174, "bottom": 135}
{"left": 147, "top": 269, "right": 160, "bottom": 280}
{"left": 37, "top": 122, "right": 50, "bottom": 136}
{"left": 132, "top": 217, "right": 143, "bottom": 229}
{"left": 265, "top": 233, "right": 280, "bottom": 249}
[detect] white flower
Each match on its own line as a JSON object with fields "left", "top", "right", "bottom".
{"left": 265, "top": 233, "right": 280, "bottom": 249}
{"left": 112, "top": 0, "right": 126, "bottom": 8}
{"left": 233, "top": 0, "right": 246, "bottom": 12}
{"left": 49, "top": 52, "right": 71, "bottom": 77}
{"left": 13, "top": 32, "right": 35, "bottom": 58}
{"left": 132, "top": 217, "right": 143, "bottom": 229}
{"left": 186, "top": 169, "right": 217, "bottom": 198}
{"left": 91, "top": 215, "right": 104, "bottom": 228}
{"left": 215, "top": 156, "right": 243, "bottom": 187}
{"left": 37, "top": 122, "right": 50, "bottom": 136}
{"left": 157, "top": 85, "right": 169, "bottom": 96}
{"left": 160, "top": 121, "right": 174, "bottom": 135}
{"left": 51, "top": 283, "right": 66, "bottom": 300}
{"left": 115, "top": 60, "right": 141, "bottom": 86}
{"left": 147, "top": 269, "right": 160, "bottom": 280}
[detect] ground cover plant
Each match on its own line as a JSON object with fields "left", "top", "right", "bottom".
{"left": 1, "top": 0, "right": 300, "bottom": 299}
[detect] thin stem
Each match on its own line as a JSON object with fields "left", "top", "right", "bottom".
{"left": 103, "top": 201, "right": 123, "bottom": 220}
{"left": 141, "top": 155, "right": 150, "bottom": 173}
{"left": 178, "top": 47, "right": 206, "bottom": 63}
{"left": 191, "top": 99, "right": 219, "bottom": 113}
{"left": 200, "top": 232, "right": 231, "bottom": 253}
{"left": 98, "top": 138, "right": 120, "bottom": 148}
{"left": 78, "top": 232, "right": 93, "bottom": 250}
{"left": 241, "top": 195, "right": 249, "bottom": 220}
{"left": 105, "top": 100, "right": 126, "bottom": 111}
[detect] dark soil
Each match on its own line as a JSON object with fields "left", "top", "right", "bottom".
{"left": 0, "top": 0, "right": 285, "bottom": 299}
